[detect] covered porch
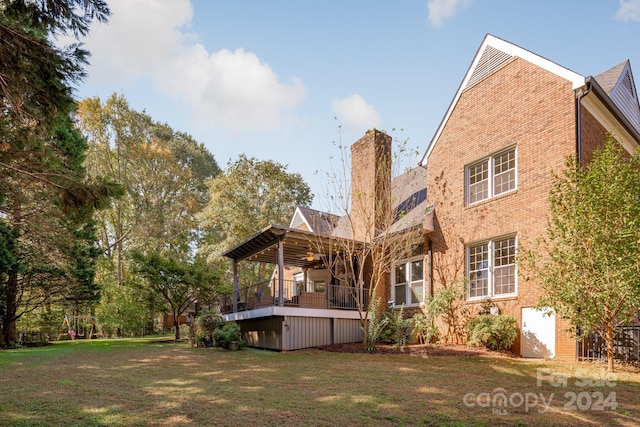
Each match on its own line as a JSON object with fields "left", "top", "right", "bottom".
{"left": 219, "top": 225, "right": 368, "bottom": 350}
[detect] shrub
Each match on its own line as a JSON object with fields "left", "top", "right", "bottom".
{"left": 429, "top": 283, "right": 471, "bottom": 344}
{"left": 385, "top": 306, "right": 413, "bottom": 349}
{"left": 194, "top": 309, "right": 224, "bottom": 339}
{"left": 412, "top": 312, "right": 439, "bottom": 345}
{"left": 365, "top": 297, "right": 388, "bottom": 352}
{"left": 467, "top": 314, "right": 517, "bottom": 351}
{"left": 190, "top": 309, "right": 225, "bottom": 347}
{"left": 213, "top": 322, "right": 244, "bottom": 349}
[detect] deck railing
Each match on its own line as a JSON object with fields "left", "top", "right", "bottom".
{"left": 218, "top": 279, "right": 368, "bottom": 314}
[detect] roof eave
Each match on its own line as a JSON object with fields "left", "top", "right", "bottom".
{"left": 583, "top": 76, "right": 640, "bottom": 151}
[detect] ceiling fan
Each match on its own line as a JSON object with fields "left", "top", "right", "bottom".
{"left": 301, "top": 251, "right": 323, "bottom": 262}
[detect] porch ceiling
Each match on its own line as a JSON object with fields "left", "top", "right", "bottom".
{"left": 222, "top": 225, "right": 353, "bottom": 268}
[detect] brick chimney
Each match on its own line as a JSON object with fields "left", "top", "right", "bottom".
{"left": 350, "top": 129, "right": 392, "bottom": 241}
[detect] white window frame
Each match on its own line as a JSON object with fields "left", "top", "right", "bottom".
{"left": 392, "top": 255, "right": 425, "bottom": 307}
{"left": 466, "top": 235, "right": 517, "bottom": 301}
{"left": 466, "top": 147, "right": 517, "bottom": 205}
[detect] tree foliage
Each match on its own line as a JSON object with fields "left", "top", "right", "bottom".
{"left": 77, "top": 93, "right": 220, "bottom": 285}
{"left": 525, "top": 137, "right": 640, "bottom": 372}
{"left": 0, "top": 0, "right": 114, "bottom": 346}
{"left": 131, "top": 251, "right": 220, "bottom": 340}
{"left": 199, "top": 154, "right": 312, "bottom": 284}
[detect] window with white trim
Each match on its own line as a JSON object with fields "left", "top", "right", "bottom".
{"left": 393, "top": 256, "right": 424, "bottom": 306}
{"left": 466, "top": 148, "right": 516, "bottom": 205}
{"left": 467, "top": 236, "right": 516, "bottom": 300}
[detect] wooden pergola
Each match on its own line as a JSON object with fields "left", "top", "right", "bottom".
{"left": 222, "top": 224, "right": 363, "bottom": 312}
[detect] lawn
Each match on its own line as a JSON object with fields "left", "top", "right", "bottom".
{"left": 0, "top": 339, "right": 639, "bottom": 426}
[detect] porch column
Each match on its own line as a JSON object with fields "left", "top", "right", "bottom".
{"left": 232, "top": 261, "right": 239, "bottom": 313}
{"left": 278, "top": 236, "right": 284, "bottom": 306}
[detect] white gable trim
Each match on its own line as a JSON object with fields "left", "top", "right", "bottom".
{"left": 289, "top": 207, "right": 313, "bottom": 231}
{"left": 420, "top": 34, "right": 586, "bottom": 166}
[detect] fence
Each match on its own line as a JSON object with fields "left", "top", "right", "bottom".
{"left": 576, "top": 326, "right": 640, "bottom": 362}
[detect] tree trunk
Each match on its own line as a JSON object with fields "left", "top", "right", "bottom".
{"left": 2, "top": 270, "right": 18, "bottom": 346}
{"left": 362, "top": 318, "right": 368, "bottom": 345}
{"left": 174, "top": 310, "right": 180, "bottom": 340}
{"left": 116, "top": 204, "right": 124, "bottom": 287}
{"left": 605, "top": 324, "right": 615, "bottom": 373}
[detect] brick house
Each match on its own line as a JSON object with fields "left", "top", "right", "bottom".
{"left": 421, "top": 34, "right": 640, "bottom": 359}
{"left": 220, "top": 34, "right": 640, "bottom": 358}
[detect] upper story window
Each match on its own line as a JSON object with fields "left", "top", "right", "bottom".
{"left": 466, "top": 148, "right": 516, "bottom": 205}
{"left": 467, "top": 236, "right": 517, "bottom": 300}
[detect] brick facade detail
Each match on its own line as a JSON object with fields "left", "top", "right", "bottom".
{"left": 425, "top": 57, "right": 606, "bottom": 360}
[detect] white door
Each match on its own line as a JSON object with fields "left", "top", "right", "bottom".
{"left": 521, "top": 307, "right": 555, "bottom": 358}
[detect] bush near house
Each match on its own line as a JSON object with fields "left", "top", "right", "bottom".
{"left": 192, "top": 309, "right": 225, "bottom": 347}
{"left": 377, "top": 306, "right": 414, "bottom": 349}
{"left": 412, "top": 312, "right": 439, "bottom": 345}
{"left": 213, "top": 322, "right": 244, "bottom": 349}
{"left": 467, "top": 314, "right": 517, "bottom": 351}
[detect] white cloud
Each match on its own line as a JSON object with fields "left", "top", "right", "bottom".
{"left": 158, "top": 45, "right": 306, "bottom": 133}
{"left": 84, "top": 0, "right": 193, "bottom": 82}
{"left": 332, "top": 95, "right": 381, "bottom": 131}
{"left": 427, "top": 0, "right": 472, "bottom": 28}
{"left": 616, "top": 0, "right": 640, "bottom": 21}
{"left": 80, "top": 0, "right": 306, "bottom": 134}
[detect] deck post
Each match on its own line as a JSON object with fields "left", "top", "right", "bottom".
{"left": 233, "top": 261, "right": 239, "bottom": 313}
{"left": 278, "top": 236, "right": 284, "bottom": 306}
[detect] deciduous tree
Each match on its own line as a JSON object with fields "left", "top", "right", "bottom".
{"left": 524, "top": 137, "right": 640, "bottom": 372}
{"left": 199, "top": 155, "right": 312, "bottom": 285}
{"left": 131, "top": 252, "right": 219, "bottom": 340}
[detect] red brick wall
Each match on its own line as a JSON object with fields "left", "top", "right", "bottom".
{"left": 426, "top": 58, "right": 578, "bottom": 357}
{"left": 350, "top": 130, "right": 392, "bottom": 241}
{"left": 580, "top": 106, "right": 608, "bottom": 165}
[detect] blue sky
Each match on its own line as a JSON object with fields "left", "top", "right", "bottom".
{"left": 74, "top": 0, "right": 640, "bottom": 210}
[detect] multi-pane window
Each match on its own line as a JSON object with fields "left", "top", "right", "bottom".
{"left": 467, "top": 236, "right": 516, "bottom": 299}
{"left": 393, "top": 257, "right": 424, "bottom": 306}
{"left": 468, "top": 161, "right": 489, "bottom": 204}
{"left": 466, "top": 148, "right": 516, "bottom": 205}
{"left": 468, "top": 244, "right": 488, "bottom": 298}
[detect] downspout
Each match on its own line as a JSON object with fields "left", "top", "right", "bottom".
{"left": 428, "top": 238, "right": 434, "bottom": 298}
{"left": 575, "top": 81, "right": 592, "bottom": 166}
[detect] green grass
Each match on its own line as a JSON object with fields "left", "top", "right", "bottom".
{"left": 0, "top": 339, "right": 639, "bottom": 426}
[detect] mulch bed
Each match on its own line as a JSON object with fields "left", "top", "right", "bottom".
{"left": 317, "top": 342, "right": 515, "bottom": 357}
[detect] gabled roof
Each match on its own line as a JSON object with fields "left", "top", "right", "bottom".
{"left": 420, "top": 34, "right": 585, "bottom": 166}
{"left": 594, "top": 60, "right": 640, "bottom": 133}
{"left": 290, "top": 206, "right": 342, "bottom": 234}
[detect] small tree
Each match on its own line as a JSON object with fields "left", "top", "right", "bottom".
{"left": 316, "top": 128, "right": 422, "bottom": 346}
{"left": 131, "top": 252, "right": 219, "bottom": 340}
{"left": 429, "top": 282, "right": 471, "bottom": 344}
{"left": 524, "top": 136, "right": 640, "bottom": 372}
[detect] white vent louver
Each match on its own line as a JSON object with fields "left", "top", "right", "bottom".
{"left": 466, "top": 45, "right": 514, "bottom": 89}
{"left": 610, "top": 68, "right": 640, "bottom": 133}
